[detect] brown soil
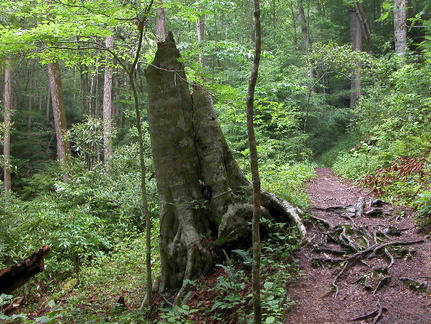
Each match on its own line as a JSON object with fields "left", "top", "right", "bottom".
{"left": 284, "top": 168, "right": 431, "bottom": 324}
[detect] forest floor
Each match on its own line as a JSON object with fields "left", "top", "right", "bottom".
{"left": 284, "top": 168, "right": 431, "bottom": 324}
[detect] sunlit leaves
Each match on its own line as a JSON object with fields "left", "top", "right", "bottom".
{"left": 309, "top": 42, "right": 374, "bottom": 80}
{"left": 0, "top": 0, "right": 149, "bottom": 66}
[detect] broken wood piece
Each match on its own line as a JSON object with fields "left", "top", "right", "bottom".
{"left": 0, "top": 245, "right": 51, "bottom": 294}
{"left": 370, "top": 199, "right": 389, "bottom": 207}
{"left": 399, "top": 277, "right": 428, "bottom": 291}
{"left": 354, "top": 197, "right": 366, "bottom": 217}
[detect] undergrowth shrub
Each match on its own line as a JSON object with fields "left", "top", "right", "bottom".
{"left": 413, "top": 191, "right": 431, "bottom": 230}
{"left": 0, "top": 143, "right": 158, "bottom": 314}
{"left": 260, "top": 161, "right": 316, "bottom": 208}
{"left": 333, "top": 59, "right": 431, "bottom": 208}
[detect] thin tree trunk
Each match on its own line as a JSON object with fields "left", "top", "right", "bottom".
{"left": 28, "top": 73, "right": 33, "bottom": 130}
{"left": 80, "top": 67, "right": 90, "bottom": 115}
{"left": 196, "top": 0, "right": 205, "bottom": 67}
{"left": 289, "top": 2, "right": 299, "bottom": 49}
{"left": 298, "top": 0, "right": 315, "bottom": 91}
{"left": 394, "top": 0, "right": 407, "bottom": 60}
{"left": 247, "top": 0, "right": 262, "bottom": 321}
{"left": 103, "top": 35, "right": 114, "bottom": 167}
{"left": 47, "top": 61, "right": 71, "bottom": 181}
{"left": 350, "top": 4, "right": 362, "bottom": 108}
{"left": 298, "top": 0, "right": 311, "bottom": 52}
{"left": 3, "top": 61, "right": 12, "bottom": 192}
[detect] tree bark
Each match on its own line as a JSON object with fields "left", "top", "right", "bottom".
{"left": 145, "top": 32, "right": 306, "bottom": 297}
{"left": 48, "top": 61, "right": 71, "bottom": 181}
{"left": 103, "top": 35, "right": 114, "bottom": 167}
{"left": 394, "top": 0, "right": 407, "bottom": 60}
{"left": 3, "top": 61, "right": 12, "bottom": 192}
{"left": 298, "top": 0, "right": 311, "bottom": 53}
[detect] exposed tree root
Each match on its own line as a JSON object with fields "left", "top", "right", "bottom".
{"left": 307, "top": 196, "right": 426, "bottom": 297}
{"left": 351, "top": 300, "right": 385, "bottom": 323}
{"left": 261, "top": 191, "right": 307, "bottom": 240}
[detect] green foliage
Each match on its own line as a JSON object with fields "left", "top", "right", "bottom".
{"left": 67, "top": 116, "right": 106, "bottom": 169}
{"left": 260, "top": 161, "right": 316, "bottom": 208}
{"left": 0, "top": 141, "right": 156, "bottom": 278}
{"left": 414, "top": 191, "right": 431, "bottom": 228}
{"left": 160, "top": 304, "right": 196, "bottom": 324}
{"left": 333, "top": 54, "right": 431, "bottom": 207}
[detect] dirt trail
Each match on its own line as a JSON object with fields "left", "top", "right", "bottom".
{"left": 285, "top": 168, "right": 431, "bottom": 324}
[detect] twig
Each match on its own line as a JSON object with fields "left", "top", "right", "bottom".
{"left": 373, "top": 301, "right": 384, "bottom": 324}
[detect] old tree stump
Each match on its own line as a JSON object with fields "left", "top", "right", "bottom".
{"left": 145, "top": 32, "right": 305, "bottom": 297}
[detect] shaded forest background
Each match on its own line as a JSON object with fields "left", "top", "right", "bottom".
{"left": 1, "top": 0, "right": 431, "bottom": 322}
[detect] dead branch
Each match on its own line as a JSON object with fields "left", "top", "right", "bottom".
{"left": 0, "top": 245, "right": 50, "bottom": 294}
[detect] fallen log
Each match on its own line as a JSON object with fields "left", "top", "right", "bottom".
{"left": 0, "top": 245, "right": 50, "bottom": 294}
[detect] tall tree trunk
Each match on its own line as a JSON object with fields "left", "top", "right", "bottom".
{"left": 80, "top": 67, "right": 90, "bottom": 115}
{"left": 298, "top": 0, "right": 311, "bottom": 53}
{"left": 394, "top": 0, "right": 407, "bottom": 60}
{"left": 103, "top": 35, "right": 114, "bottom": 167}
{"left": 298, "top": 1, "right": 315, "bottom": 130}
{"left": 196, "top": 0, "right": 205, "bottom": 67}
{"left": 3, "top": 61, "right": 12, "bottom": 192}
{"left": 349, "top": 4, "right": 362, "bottom": 108}
{"left": 47, "top": 61, "right": 71, "bottom": 181}
{"left": 353, "top": 1, "right": 371, "bottom": 52}
{"left": 145, "top": 33, "right": 306, "bottom": 299}
{"left": 297, "top": 0, "right": 316, "bottom": 113}
{"left": 247, "top": 0, "right": 262, "bottom": 321}
{"left": 156, "top": 0, "right": 167, "bottom": 41}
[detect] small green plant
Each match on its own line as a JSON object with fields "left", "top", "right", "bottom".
{"left": 414, "top": 191, "right": 431, "bottom": 229}
{"left": 159, "top": 305, "right": 197, "bottom": 323}
{"left": 0, "top": 298, "right": 62, "bottom": 324}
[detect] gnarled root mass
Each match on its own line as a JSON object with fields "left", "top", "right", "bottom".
{"left": 308, "top": 198, "right": 425, "bottom": 297}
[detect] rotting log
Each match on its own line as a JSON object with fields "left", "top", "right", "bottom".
{"left": 0, "top": 245, "right": 50, "bottom": 294}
